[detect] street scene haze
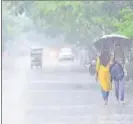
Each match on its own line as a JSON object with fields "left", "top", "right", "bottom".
{"left": 2, "top": 1, "right": 133, "bottom": 124}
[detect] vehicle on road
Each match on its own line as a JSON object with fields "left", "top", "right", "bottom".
{"left": 30, "top": 48, "right": 43, "bottom": 69}
{"left": 58, "top": 48, "right": 74, "bottom": 61}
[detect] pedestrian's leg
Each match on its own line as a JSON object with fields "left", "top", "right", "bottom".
{"left": 106, "top": 91, "right": 109, "bottom": 101}
{"left": 104, "top": 91, "right": 109, "bottom": 105}
{"left": 119, "top": 79, "right": 125, "bottom": 101}
{"left": 101, "top": 89, "right": 106, "bottom": 101}
{"left": 114, "top": 81, "right": 119, "bottom": 101}
{"left": 101, "top": 89, "right": 109, "bottom": 105}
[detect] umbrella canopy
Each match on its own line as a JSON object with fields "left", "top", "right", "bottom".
{"left": 94, "top": 34, "right": 132, "bottom": 52}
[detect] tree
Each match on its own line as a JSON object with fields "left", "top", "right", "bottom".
{"left": 2, "top": 1, "right": 133, "bottom": 46}
{"left": 114, "top": 8, "right": 133, "bottom": 39}
{"left": 2, "top": 1, "right": 35, "bottom": 51}
{"left": 28, "top": 1, "right": 106, "bottom": 44}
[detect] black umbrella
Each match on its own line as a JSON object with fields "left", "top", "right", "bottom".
{"left": 94, "top": 34, "right": 132, "bottom": 51}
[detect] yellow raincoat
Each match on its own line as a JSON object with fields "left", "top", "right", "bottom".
{"left": 96, "top": 57, "right": 112, "bottom": 91}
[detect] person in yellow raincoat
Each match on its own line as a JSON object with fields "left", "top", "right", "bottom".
{"left": 96, "top": 49, "right": 112, "bottom": 105}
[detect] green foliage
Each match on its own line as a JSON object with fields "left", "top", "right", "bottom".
{"left": 2, "top": 1, "right": 133, "bottom": 46}
{"left": 114, "top": 8, "right": 133, "bottom": 39}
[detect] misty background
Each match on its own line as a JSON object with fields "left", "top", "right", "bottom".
{"left": 2, "top": 1, "right": 133, "bottom": 124}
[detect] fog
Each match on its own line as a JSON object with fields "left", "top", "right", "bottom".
{"left": 2, "top": 1, "right": 133, "bottom": 124}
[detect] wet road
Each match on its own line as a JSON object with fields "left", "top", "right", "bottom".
{"left": 2, "top": 58, "right": 133, "bottom": 124}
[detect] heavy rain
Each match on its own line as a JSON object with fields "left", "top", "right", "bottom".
{"left": 2, "top": 1, "right": 133, "bottom": 124}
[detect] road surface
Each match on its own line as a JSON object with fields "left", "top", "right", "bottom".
{"left": 2, "top": 57, "right": 133, "bottom": 124}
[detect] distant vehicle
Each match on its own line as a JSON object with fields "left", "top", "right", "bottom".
{"left": 30, "top": 48, "right": 43, "bottom": 69}
{"left": 58, "top": 48, "right": 74, "bottom": 61}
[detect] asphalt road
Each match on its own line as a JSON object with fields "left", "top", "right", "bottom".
{"left": 2, "top": 57, "right": 133, "bottom": 124}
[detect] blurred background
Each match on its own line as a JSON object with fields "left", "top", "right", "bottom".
{"left": 2, "top": 1, "right": 133, "bottom": 124}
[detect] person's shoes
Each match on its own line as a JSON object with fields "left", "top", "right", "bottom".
{"left": 120, "top": 100, "right": 126, "bottom": 104}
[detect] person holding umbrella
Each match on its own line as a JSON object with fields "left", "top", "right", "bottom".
{"left": 110, "top": 45, "right": 125, "bottom": 104}
{"left": 96, "top": 49, "right": 112, "bottom": 105}
{"left": 94, "top": 34, "right": 132, "bottom": 104}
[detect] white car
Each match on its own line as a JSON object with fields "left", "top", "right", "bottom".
{"left": 58, "top": 48, "right": 74, "bottom": 61}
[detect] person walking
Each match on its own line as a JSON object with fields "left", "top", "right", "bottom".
{"left": 96, "top": 49, "right": 112, "bottom": 105}
{"left": 110, "top": 57, "right": 125, "bottom": 104}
